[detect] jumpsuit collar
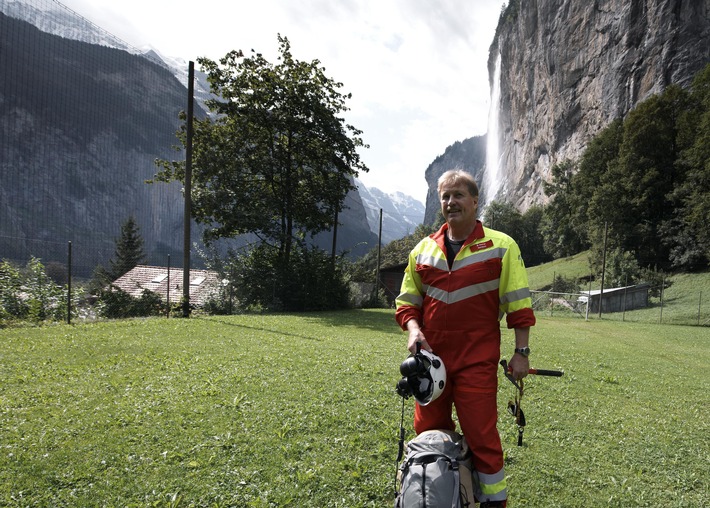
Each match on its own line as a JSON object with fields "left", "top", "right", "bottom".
{"left": 433, "top": 220, "right": 485, "bottom": 252}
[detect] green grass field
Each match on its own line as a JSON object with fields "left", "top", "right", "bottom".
{"left": 1, "top": 311, "right": 708, "bottom": 507}
{"left": 527, "top": 253, "right": 710, "bottom": 326}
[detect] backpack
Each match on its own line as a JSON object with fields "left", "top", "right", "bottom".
{"left": 395, "top": 430, "right": 476, "bottom": 508}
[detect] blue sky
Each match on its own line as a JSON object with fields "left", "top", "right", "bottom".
{"left": 61, "top": 0, "right": 506, "bottom": 204}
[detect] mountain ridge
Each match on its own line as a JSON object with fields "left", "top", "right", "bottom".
{"left": 356, "top": 179, "right": 424, "bottom": 244}
{"left": 0, "top": 6, "right": 384, "bottom": 275}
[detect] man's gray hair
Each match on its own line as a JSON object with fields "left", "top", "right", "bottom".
{"left": 437, "top": 169, "right": 479, "bottom": 198}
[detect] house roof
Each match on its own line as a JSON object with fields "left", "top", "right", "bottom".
{"left": 579, "top": 283, "right": 650, "bottom": 297}
{"left": 112, "top": 265, "right": 223, "bottom": 306}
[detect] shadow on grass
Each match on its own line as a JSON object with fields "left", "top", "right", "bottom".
{"left": 206, "top": 309, "right": 400, "bottom": 337}
{"left": 207, "top": 317, "right": 326, "bottom": 342}
{"left": 300, "top": 308, "right": 400, "bottom": 333}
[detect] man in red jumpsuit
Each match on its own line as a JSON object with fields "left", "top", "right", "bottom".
{"left": 395, "top": 169, "right": 536, "bottom": 507}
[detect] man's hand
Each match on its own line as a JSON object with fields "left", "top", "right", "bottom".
{"left": 508, "top": 353, "right": 530, "bottom": 381}
{"left": 406, "top": 319, "right": 432, "bottom": 353}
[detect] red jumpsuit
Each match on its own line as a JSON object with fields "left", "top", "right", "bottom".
{"left": 395, "top": 220, "right": 535, "bottom": 505}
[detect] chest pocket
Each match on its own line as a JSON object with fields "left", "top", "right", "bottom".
{"left": 454, "top": 257, "right": 502, "bottom": 284}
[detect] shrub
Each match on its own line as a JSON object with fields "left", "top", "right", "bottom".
{"left": 230, "top": 243, "right": 351, "bottom": 312}
{"left": 97, "top": 286, "right": 165, "bottom": 319}
{"left": 0, "top": 258, "right": 80, "bottom": 324}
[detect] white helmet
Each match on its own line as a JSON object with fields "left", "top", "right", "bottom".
{"left": 396, "top": 348, "right": 446, "bottom": 406}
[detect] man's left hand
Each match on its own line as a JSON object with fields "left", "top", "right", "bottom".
{"left": 508, "top": 353, "right": 530, "bottom": 381}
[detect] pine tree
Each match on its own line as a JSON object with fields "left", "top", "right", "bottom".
{"left": 109, "top": 216, "right": 146, "bottom": 279}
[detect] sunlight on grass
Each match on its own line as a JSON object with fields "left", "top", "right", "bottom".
{"left": 1, "top": 312, "right": 708, "bottom": 506}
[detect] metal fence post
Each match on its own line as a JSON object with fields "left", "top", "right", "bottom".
{"left": 67, "top": 241, "right": 72, "bottom": 325}
{"left": 659, "top": 276, "right": 665, "bottom": 324}
{"left": 166, "top": 253, "right": 171, "bottom": 318}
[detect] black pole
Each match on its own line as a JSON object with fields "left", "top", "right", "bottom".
{"left": 182, "top": 61, "right": 195, "bottom": 317}
{"left": 374, "top": 208, "right": 382, "bottom": 301}
{"left": 67, "top": 241, "right": 72, "bottom": 325}
{"left": 331, "top": 203, "right": 338, "bottom": 265}
{"left": 330, "top": 181, "right": 340, "bottom": 268}
{"left": 598, "top": 221, "right": 608, "bottom": 318}
{"left": 166, "top": 253, "right": 171, "bottom": 318}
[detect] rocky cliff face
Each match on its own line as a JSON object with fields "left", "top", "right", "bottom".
{"left": 0, "top": 12, "right": 192, "bottom": 275}
{"left": 488, "top": 0, "right": 710, "bottom": 211}
{"left": 0, "top": 10, "right": 377, "bottom": 274}
{"left": 423, "top": 136, "right": 487, "bottom": 225}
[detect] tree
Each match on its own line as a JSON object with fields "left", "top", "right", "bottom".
{"left": 108, "top": 216, "right": 146, "bottom": 279}
{"left": 539, "top": 65, "right": 709, "bottom": 272}
{"left": 155, "top": 35, "right": 368, "bottom": 270}
{"left": 541, "top": 160, "right": 588, "bottom": 258}
{"left": 0, "top": 258, "right": 78, "bottom": 324}
{"left": 519, "top": 205, "right": 551, "bottom": 266}
{"left": 612, "top": 86, "right": 688, "bottom": 268}
{"left": 483, "top": 201, "right": 549, "bottom": 266}
{"left": 662, "top": 63, "right": 710, "bottom": 269}
{"left": 578, "top": 119, "right": 625, "bottom": 268}
{"left": 483, "top": 200, "right": 523, "bottom": 236}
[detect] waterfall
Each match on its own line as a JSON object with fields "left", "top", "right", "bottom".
{"left": 484, "top": 51, "right": 502, "bottom": 208}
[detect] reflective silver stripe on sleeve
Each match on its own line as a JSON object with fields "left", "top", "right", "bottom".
{"left": 426, "top": 279, "right": 500, "bottom": 304}
{"left": 500, "top": 287, "right": 531, "bottom": 304}
{"left": 396, "top": 292, "right": 423, "bottom": 307}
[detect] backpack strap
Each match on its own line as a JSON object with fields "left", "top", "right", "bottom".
{"left": 450, "top": 458, "right": 460, "bottom": 508}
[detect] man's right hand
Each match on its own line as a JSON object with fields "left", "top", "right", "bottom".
{"left": 406, "top": 320, "right": 432, "bottom": 353}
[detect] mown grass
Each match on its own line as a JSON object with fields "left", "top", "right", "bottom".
{"left": 527, "top": 251, "right": 592, "bottom": 291}
{"left": 527, "top": 253, "right": 710, "bottom": 326}
{"left": 1, "top": 312, "right": 708, "bottom": 507}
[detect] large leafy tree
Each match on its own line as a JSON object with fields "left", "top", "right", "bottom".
{"left": 156, "top": 35, "right": 368, "bottom": 268}
{"left": 662, "top": 64, "right": 710, "bottom": 269}
{"left": 611, "top": 85, "right": 689, "bottom": 267}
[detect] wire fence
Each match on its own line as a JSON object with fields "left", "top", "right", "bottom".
{"left": 0, "top": 234, "right": 177, "bottom": 282}
{"left": 531, "top": 287, "right": 710, "bottom": 327}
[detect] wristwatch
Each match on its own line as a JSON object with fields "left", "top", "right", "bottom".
{"left": 514, "top": 347, "right": 530, "bottom": 357}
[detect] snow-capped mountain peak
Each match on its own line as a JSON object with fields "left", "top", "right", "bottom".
{"left": 355, "top": 179, "right": 424, "bottom": 244}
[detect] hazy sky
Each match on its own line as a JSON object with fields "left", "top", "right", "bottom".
{"left": 60, "top": 0, "right": 506, "bottom": 204}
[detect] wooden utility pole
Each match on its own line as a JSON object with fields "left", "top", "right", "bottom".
{"left": 374, "top": 208, "right": 383, "bottom": 300}
{"left": 331, "top": 202, "right": 339, "bottom": 265}
{"left": 67, "top": 241, "right": 72, "bottom": 325}
{"left": 182, "top": 61, "right": 195, "bottom": 317}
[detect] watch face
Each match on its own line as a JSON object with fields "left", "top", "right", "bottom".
{"left": 516, "top": 347, "right": 530, "bottom": 356}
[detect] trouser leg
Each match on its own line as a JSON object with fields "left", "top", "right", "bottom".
{"left": 454, "top": 384, "right": 507, "bottom": 505}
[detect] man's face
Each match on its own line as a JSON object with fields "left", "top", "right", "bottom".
{"left": 440, "top": 182, "right": 478, "bottom": 227}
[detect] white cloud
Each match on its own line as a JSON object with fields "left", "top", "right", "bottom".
{"left": 60, "top": 0, "right": 506, "bottom": 204}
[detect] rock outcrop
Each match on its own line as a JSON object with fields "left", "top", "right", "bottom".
{"left": 0, "top": 11, "right": 377, "bottom": 275}
{"left": 423, "top": 136, "right": 487, "bottom": 225}
{"left": 489, "top": 0, "right": 710, "bottom": 211}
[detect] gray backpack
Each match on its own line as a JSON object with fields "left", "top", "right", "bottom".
{"left": 395, "top": 430, "right": 476, "bottom": 508}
